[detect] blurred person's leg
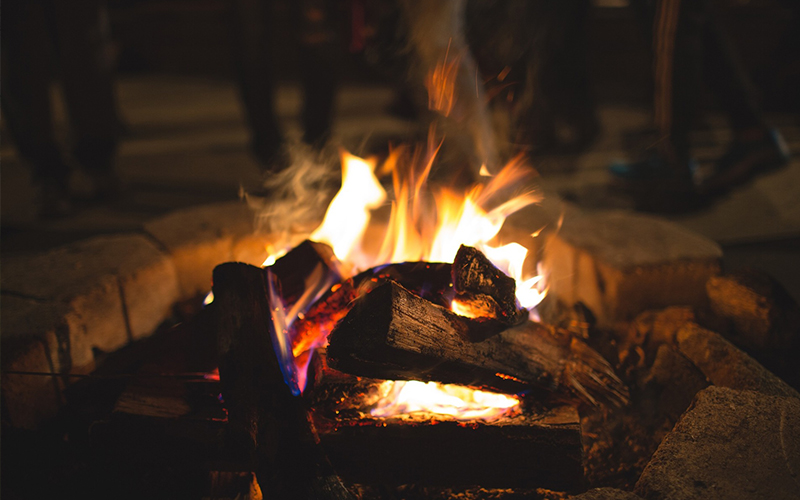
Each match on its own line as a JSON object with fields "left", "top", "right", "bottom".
{"left": 698, "top": 4, "right": 789, "bottom": 193}
{"left": 529, "top": 0, "right": 597, "bottom": 153}
{"left": 0, "top": 0, "right": 73, "bottom": 215}
{"left": 296, "top": 0, "right": 339, "bottom": 147}
{"left": 230, "top": 0, "right": 286, "bottom": 171}
{"left": 53, "top": 0, "right": 122, "bottom": 196}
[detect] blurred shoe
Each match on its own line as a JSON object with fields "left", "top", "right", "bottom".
{"left": 608, "top": 155, "right": 707, "bottom": 213}
{"left": 700, "top": 128, "right": 790, "bottom": 196}
{"left": 609, "top": 154, "right": 699, "bottom": 184}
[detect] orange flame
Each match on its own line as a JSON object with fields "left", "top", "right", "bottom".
{"left": 260, "top": 55, "right": 550, "bottom": 414}
{"left": 426, "top": 39, "right": 460, "bottom": 117}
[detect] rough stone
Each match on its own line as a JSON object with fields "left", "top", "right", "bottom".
{"left": 623, "top": 306, "right": 696, "bottom": 366}
{"left": 543, "top": 211, "right": 722, "bottom": 326}
{"left": 706, "top": 270, "right": 800, "bottom": 385}
{"left": 117, "top": 241, "right": 180, "bottom": 340}
{"left": 635, "top": 386, "right": 800, "bottom": 500}
{"left": 1, "top": 296, "right": 67, "bottom": 428}
{"left": 144, "top": 201, "right": 259, "bottom": 298}
{"left": 571, "top": 488, "right": 643, "bottom": 500}
{"left": 676, "top": 323, "right": 799, "bottom": 399}
{"left": 643, "top": 345, "right": 709, "bottom": 422}
{"left": 1, "top": 235, "right": 179, "bottom": 427}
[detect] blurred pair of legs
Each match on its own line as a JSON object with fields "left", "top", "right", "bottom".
{"left": 611, "top": 0, "right": 789, "bottom": 212}
{"left": 230, "top": 0, "right": 339, "bottom": 174}
{"left": 1, "top": 0, "right": 123, "bottom": 217}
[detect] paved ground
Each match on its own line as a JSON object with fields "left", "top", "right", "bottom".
{"left": 2, "top": 74, "right": 799, "bottom": 298}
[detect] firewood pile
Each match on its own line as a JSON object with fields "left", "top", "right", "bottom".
{"left": 87, "top": 241, "right": 800, "bottom": 500}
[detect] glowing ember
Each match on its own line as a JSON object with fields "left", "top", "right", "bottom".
{"left": 370, "top": 380, "right": 519, "bottom": 422}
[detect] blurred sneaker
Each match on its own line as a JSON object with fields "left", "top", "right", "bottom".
{"left": 700, "top": 128, "right": 790, "bottom": 195}
{"left": 608, "top": 155, "right": 707, "bottom": 213}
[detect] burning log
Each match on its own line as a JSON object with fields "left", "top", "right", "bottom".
{"left": 327, "top": 279, "right": 558, "bottom": 393}
{"left": 269, "top": 239, "right": 342, "bottom": 307}
{"left": 327, "top": 280, "right": 629, "bottom": 406}
{"left": 306, "top": 351, "right": 585, "bottom": 491}
{"left": 290, "top": 261, "right": 454, "bottom": 357}
{"left": 212, "top": 262, "right": 354, "bottom": 500}
{"left": 452, "top": 244, "right": 526, "bottom": 328}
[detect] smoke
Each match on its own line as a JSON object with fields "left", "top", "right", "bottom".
{"left": 244, "top": 142, "right": 341, "bottom": 248}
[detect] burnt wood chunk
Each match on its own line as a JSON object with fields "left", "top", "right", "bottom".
{"left": 327, "top": 280, "right": 561, "bottom": 394}
{"left": 452, "top": 245, "right": 526, "bottom": 327}
{"left": 268, "top": 239, "right": 341, "bottom": 308}
{"left": 307, "top": 352, "right": 584, "bottom": 491}
{"left": 212, "top": 262, "right": 354, "bottom": 500}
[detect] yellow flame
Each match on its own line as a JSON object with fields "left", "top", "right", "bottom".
{"left": 370, "top": 380, "right": 519, "bottom": 422}
{"left": 310, "top": 151, "right": 386, "bottom": 266}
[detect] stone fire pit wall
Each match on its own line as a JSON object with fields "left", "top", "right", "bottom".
{"left": 0, "top": 206, "right": 730, "bottom": 428}
{"left": 1, "top": 201, "right": 272, "bottom": 428}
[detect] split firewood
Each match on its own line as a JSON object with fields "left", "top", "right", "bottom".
{"left": 269, "top": 239, "right": 342, "bottom": 309}
{"left": 452, "top": 244, "right": 527, "bottom": 328}
{"left": 327, "top": 280, "right": 629, "bottom": 406}
{"left": 307, "top": 350, "right": 584, "bottom": 491}
{"left": 290, "top": 261, "right": 453, "bottom": 357}
{"left": 212, "top": 262, "right": 354, "bottom": 500}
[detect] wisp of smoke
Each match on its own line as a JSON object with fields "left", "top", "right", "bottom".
{"left": 244, "top": 143, "right": 341, "bottom": 248}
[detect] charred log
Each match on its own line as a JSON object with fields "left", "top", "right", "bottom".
{"left": 452, "top": 245, "right": 526, "bottom": 327}
{"left": 212, "top": 262, "right": 354, "bottom": 500}
{"left": 269, "top": 240, "right": 342, "bottom": 308}
{"left": 290, "top": 261, "right": 454, "bottom": 356}
{"left": 307, "top": 351, "right": 584, "bottom": 491}
{"left": 327, "top": 280, "right": 630, "bottom": 406}
{"left": 327, "top": 280, "right": 561, "bottom": 394}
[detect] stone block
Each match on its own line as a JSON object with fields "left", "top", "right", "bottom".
{"left": 144, "top": 201, "right": 258, "bottom": 298}
{"left": 543, "top": 211, "right": 722, "bottom": 326}
{"left": 1, "top": 296, "right": 68, "bottom": 428}
{"left": 1, "top": 235, "right": 179, "bottom": 427}
{"left": 635, "top": 386, "right": 800, "bottom": 500}
{"left": 643, "top": 345, "right": 709, "bottom": 422}
{"left": 706, "top": 270, "right": 800, "bottom": 385}
{"left": 676, "top": 323, "right": 799, "bottom": 399}
{"left": 571, "top": 488, "right": 643, "bottom": 500}
{"left": 116, "top": 240, "right": 180, "bottom": 341}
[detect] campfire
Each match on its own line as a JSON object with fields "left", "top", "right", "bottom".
{"left": 209, "top": 126, "right": 632, "bottom": 497}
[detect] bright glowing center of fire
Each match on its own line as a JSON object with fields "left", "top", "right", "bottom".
{"left": 264, "top": 144, "right": 546, "bottom": 420}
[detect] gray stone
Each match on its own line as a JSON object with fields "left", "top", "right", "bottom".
{"left": 676, "top": 323, "right": 799, "bottom": 399}
{"left": 144, "top": 201, "right": 258, "bottom": 298}
{"left": 543, "top": 211, "right": 722, "bottom": 326}
{"left": 635, "top": 386, "right": 800, "bottom": 500}
{"left": 571, "top": 488, "right": 643, "bottom": 500}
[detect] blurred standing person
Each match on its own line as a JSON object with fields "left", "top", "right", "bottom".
{"left": 1, "top": 0, "right": 123, "bottom": 217}
{"left": 229, "top": 0, "right": 340, "bottom": 174}
{"left": 611, "top": 0, "right": 790, "bottom": 212}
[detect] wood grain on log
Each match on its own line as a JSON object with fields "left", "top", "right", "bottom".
{"left": 452, "top": 244, "right": 526, "bottom": 329}
{"left": 213, "top": 262, "right": 354, "bottom": 499}
{"left": 327, "top": 280, "right": 561, "bottom": 394}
